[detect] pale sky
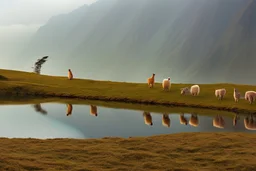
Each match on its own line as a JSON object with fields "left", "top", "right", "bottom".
{"left": 0, "top": 0, "right": 97, "bottom": 26}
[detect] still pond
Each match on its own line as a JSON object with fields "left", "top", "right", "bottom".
{"left": 0, "top": 103, "right": 255, "bottom": 139}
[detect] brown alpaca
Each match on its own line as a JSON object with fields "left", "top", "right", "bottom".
{"left": 90, "top": 105, "right": 98, "bottom": 117}
{"left": 66, "top": 104, "right": 73, "bottom": 116}
{"left": 147, "top": 73, "right": 155, "bottom": 88}
{"left": 68, "top": 69, "right": 73, "bottom": 80}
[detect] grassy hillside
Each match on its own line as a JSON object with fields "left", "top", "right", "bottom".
{"left": 0, "top": 69, "right": 255, "bottom": 114}
{"left": 0, "top": 132, "right": 255, "bottom": 170}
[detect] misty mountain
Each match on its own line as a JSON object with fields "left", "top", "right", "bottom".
{"left": 21, "top": 0, "right": 256, "bottom": 84}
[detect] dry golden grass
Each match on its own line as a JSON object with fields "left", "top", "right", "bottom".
{"left": 0, "top": 69, "right": 255, "bottom": 114}
{"left": 0, "top": 133, "right": 255, "bottom": 171}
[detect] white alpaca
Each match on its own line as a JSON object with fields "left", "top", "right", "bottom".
{"left": 180, "top": 85, "right": 200, "bottom": 96}
{"left": 162, "top": 77, "right": 171, "bottom": 91}
{"left": 215, "top": 88, "right": 226, "bottom": 100}
{"left": 244, "top": 91, "right": 256, "bottom": 104}
{"left": 233, "top": 88, "right": 241, "bottom": 102}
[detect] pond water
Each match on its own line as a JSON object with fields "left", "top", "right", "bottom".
{"left": 0, "top": 103, "right": 255, "bottom": 139}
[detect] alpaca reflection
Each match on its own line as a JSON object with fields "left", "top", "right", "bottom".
{"left": 162, "top": 113, "right": 170, "bottom": 128}
{"left": 143, "top": 112, "right": 153, "bottom": 126}
{"left": 66, "top": 104, "right": 73, "bottom": 116}
{"left": 189, "top": 114, "right": 199, "bottom": 127}
{"left": 180, "top": 113, "right": 188, "bottom": 125}
{"left": 244, "top": 114, "right": 256, "bottom": 130}
{"left": 33, "top": 104, "right": 47, "bottom": 115}
{"left": 233, "top": 113, "right": 240, "bottom": 127}
{"left": 213, "top": 114, "right": 225, "bottom": 129}
{"left": 90, "top": 105, "right": 98, "bottom": 117}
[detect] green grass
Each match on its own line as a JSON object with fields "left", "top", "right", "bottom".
{"left": 0, "top": 69, "right": 255, "bottom": 114}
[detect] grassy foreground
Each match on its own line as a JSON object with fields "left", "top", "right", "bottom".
{"left": 0, "top": 69, "right": 255, "bottom": 114}
{"left": 0, "top": 133, "right": 255, "bottom": 171}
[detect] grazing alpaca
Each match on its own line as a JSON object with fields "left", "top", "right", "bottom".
{"left": 147, "top": 73, "right": 155, "bottom": 88}
{"left": 233, "top": 88, "right": 241, "bottom": 102}
{"left": 90, "top": 105, "right": 98, "bottom": 117}
{"left": 180, "top": 85, "right": 200, "bottom": 96}
{"left": 143, "top": 112, "right": 153, "bottom": 126}
{"left": 244, "top": 91, "right": 256, "bottom": 104}
{"left": 189, "top": 114, "right": 199, "bottom": 127}
{"left": 68, "top": 69, "right": 73, "bottom": 80}
{"left": 162, "top": 77, "right": 171, "bottom": 91}
{"left": 179, "top": 113, "right": 188, "bottom": 125}
{"left": 213, "top": 114, "right": 225, "bottom": 129}
{"left": 215, "top": 88, "right": 226, "bottom": 100}
{"left": 162, "top": 113, "right": 171, "bottom": 127}
{"left": 66, "top": 104, "right": 73, "bottom": 116}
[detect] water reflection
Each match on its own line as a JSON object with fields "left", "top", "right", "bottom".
{"left": 162, "top": 113, "right": 170, "bottom": 128}
{"left": 244, "top": 114, "right": 256, "bottom": 130}
{"left": 33, "top": 104, "right": 47, "bottom": 115}
{"left": 66, "top": 104, "right": 73, "bottom": 116}
{"left": 180, "top": 113, "right": 188, "bottom": 125}
{"left": 143, "top": 112, "right": 153, "bottom": 126}
{"left": 213, "top": 114, "right": 225, "bottom": 129}
{"left": 233, "top": 113, "right": 240, "bottom": 126}
{"left": 0, "top": 103, "right": 254, "bottom": 139}
{"left": 189, "top": 114, "right": 199, "bottom": 127}
{"left": 90, "top": 105, "right": 98, "bottom": 117}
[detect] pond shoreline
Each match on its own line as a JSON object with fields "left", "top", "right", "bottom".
{"left": 1, "top": 93, "right": 255, "bottom": 115}
{"left": 0, "top": 132, "right": 255, "bottom": 170}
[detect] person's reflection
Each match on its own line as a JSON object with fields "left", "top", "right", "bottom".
{"left": 33, "top": 104, "right": 47, "bottom": 115}
{"left": 90, "top": 105, "right": 98, "bottom": 117}
{"left": 143, "top": 112, "right": 153, "bottom": 126}
{"left": 66, "top": 104, "right": 73, "bottom": 116}
{"left": 244, "top": 114, "right": 256, "bottom": 130}
{"left": 213, "top": 114, "right": 225, "bottom": 129}
{"left": 180, "top": 113, "right": 188, "bottom": 125}
{"left": 233, "top": 113, "right": 240, "bottom": 127}
{"left": 162, "top": 113, "right": 170, "bottom": 128}
{"left": 189, "top": 113, "right": 199, "bottom": 127}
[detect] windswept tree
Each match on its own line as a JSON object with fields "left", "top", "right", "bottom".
{"left": 32, "top": 56, "right": 49, "bottom": 74}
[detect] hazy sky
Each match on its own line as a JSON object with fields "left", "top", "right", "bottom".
{"left": 0, "top": 0, "right": 97, "bottom": 26}
{"left": 0, "top": 0, "right": 97, "bottom": 69}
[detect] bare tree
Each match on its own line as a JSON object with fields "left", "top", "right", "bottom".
{"left": 32, "top": 56, "right": 49, "bottom": 74}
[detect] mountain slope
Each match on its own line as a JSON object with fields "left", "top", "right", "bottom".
{"left": 21, "top": 0, "right": 256, "bottom": 84}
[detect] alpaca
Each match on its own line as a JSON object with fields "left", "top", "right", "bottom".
{"left": 147, "top": 73, "right": 155, "bottom": 88}
{"left": 233, "top": 88, "right": 241, "bottom": 102}
{"left": 244, "top": 91, "right": 256, "bottom": 104}
{"left": 244, "top": 114, "right": 256, "bottom": 130}
{"left": 215, "top": 89, "right": 226, "bottom": 100}
{"left": 180, "top": 85, "right": 200, "bottom": 96}
{"left": 162, "top": 77, "right": 171, "bottom": 91}
{"left": 68, "top": 69, "right": 73, "bottom": 80}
